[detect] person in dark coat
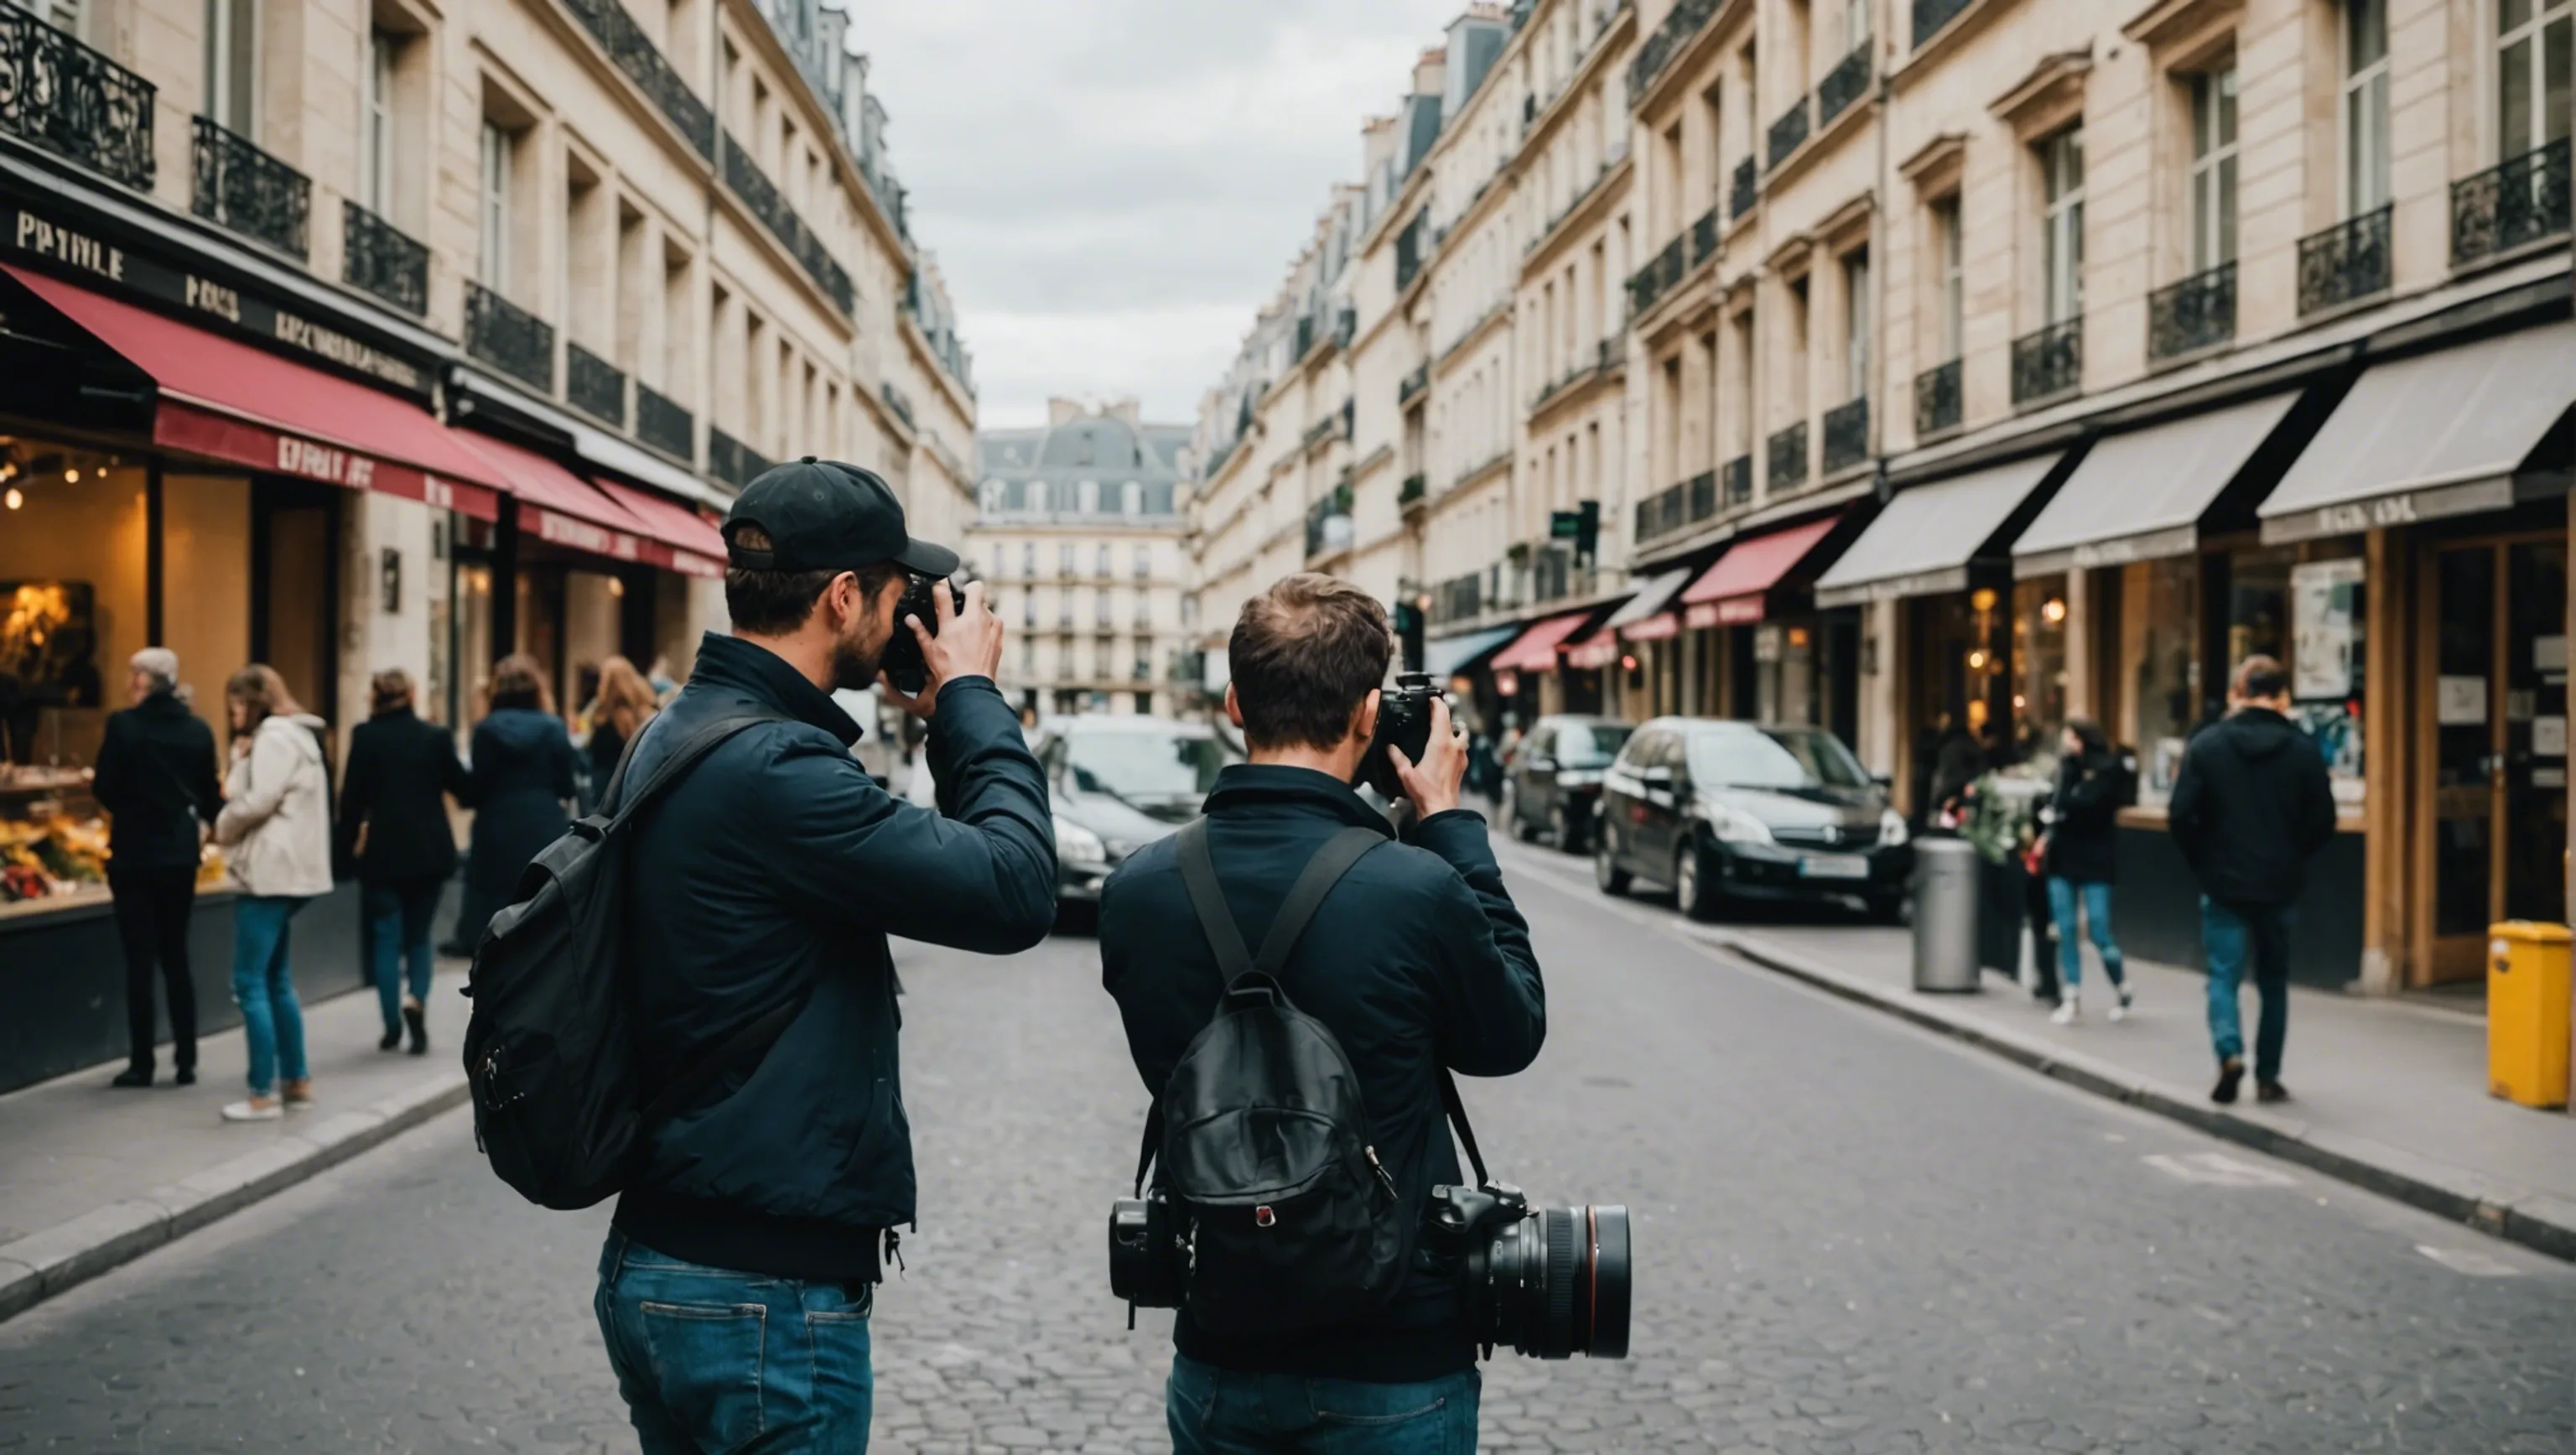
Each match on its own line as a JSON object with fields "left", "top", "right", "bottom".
{"left": 89, "top": 647, "right": 222, "bottom": 1087}
{"left": 453, "top": 654, "right": 577, "bottom": 949}
{"left": 2040, "top": 720, "right": 2132, "bottom": 1026}
{"left": 336, "top": 668, "right": 465, "bottom": 1054}
{"left": 2169, "top": 655, "right": 2339, "bottom": 1106}
{"left": 580, "top": 654, "right": 660, "bottom": 808}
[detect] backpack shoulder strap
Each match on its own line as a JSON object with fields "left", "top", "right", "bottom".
{"left": 1174, "top": 819, "right": 1252, "bottom": 980}
{"left": 600, "top": 710, "right": 787, "bottom": 826}
{"left": 1252, "top": 825, "right": 1382, "bottom": 977}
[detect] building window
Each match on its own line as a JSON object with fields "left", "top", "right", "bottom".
{"left": 2497, "top": 0, "right": 2573, "bottom": 162}
{"left": 1027, "top": 480, "right": 1051, "bottom": 513}
{"left": 1094, "top": 543, "right": 1112, "bottom": 577}
{"left": 2188, "top": 66, "right": 2240, "bottom": 272}
{"left": 1841, "top": 249, "right": 1870, "bottom": 401}
{"left": 1020, "top": 542, "right": 1036, "bottom": 578}
{"left": 2342, "top": 0, "right": 2392, "bottom": 214}
{"left": 978, "top": 480, "right": 1004, "bottom": 514}
{"left": 1021, "top": 592, "right": 1036, "bottom": 627}
{"left": 204, "top": 0, "right": 257, "bottom": 137}
{"left": 478, "top": 121, "right": 512, "bottom": 289}
{"left": 1133, "top": 543, "right": 1151, "bottom": 578}
{"left": 1929, "top": 197, "right": 1963, "bottom": 360}
{"left": 1057, "top": 542, "right": 1076, "bottom": 576}
{"left": 1121, "top": 481, "right": 1143, "bottom": 516}
{"left": 361, "top": 31, "right": 397, "bottom": 215}
{"left": 2039, "top": 127, "right": 2085, "bottom": 323}
{"left": 1077, "top": 479, "right": 1099, "bottom": 513}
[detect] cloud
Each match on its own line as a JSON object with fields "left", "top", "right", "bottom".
{"left": 845, "top": 0, "right": 1461, "bottom": 428}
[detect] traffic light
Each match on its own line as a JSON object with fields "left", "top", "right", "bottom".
{"left": 1555, "top": 501, "right": 1601, "bottom": 564}
{"left": 1393, "top": 597, "right": 1426, "bottom": 672}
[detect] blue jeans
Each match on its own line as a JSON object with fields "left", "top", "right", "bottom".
{"left": 1169, "top": 1355, "right": 1481, "bottom": 1454}
{"left": 594, "top": 1230, "right": 875, "bottom": 1453}
{"left": 363, "top": 880, "right": 443, "bottom": 1033}
{"left": 231, "top": 895, "right": 310, "bottom": 1095}
{"left": 2203, "top": 897, "right": 2293, "bottom": 1083}
{"left": 2045, "top": 877, "right": 2125, "bottom": 991}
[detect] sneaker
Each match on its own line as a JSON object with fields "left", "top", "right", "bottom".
{"left": 380, "top": 1026, "right": 403, "bottom": 1052}
{"left": 2108, "top": 983, "right": 2133, "bottom": 1023}
{"left": 2212, "top": 1056, "right": 2246, "bottom": 1105}
{"left": 111, "top": 1066, "right": 153, "bottom": 1089}
{"left": 221, "top": 1098, "right": 283, "bottom": 1122}
{"left": 403, "top": 1000, "right": 428, "bottom": 1057}
{"left": 2050, "top": 995, "right": 2080, "bottom": 1026}
{"left": 2256, "top": 1081, "right": 2291, "bottom": 1104}
{"left": 174, "top": 1068, "right": 196, "bottom": 1087}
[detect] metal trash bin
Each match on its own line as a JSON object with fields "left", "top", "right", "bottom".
{"left": 1912, "top": 838, "right": 1981, "bottom": 993}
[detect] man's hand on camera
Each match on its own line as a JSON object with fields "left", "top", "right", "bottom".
{"left": 1388, "top": 695, "right": 1467, "bottom": 820}
{"left": 881, "top": 579, "right": 1005, "bottom": 720}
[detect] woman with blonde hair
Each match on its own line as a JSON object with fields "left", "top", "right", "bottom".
{"left": 584, "top": 655, "right": 660, "bottom": 799}
{"left": 211, "top": 665, "right": 332, "bottom": 1121}
{"left": 454, "top": 653, "right": 577, "bottom": 948}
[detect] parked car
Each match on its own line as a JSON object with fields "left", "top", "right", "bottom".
{"left": 1593, "top": 717, "right": 1911, "bottom": 922}
{"left": 1032, "top": 715, "right": 1240, "bottom": 907}
{"left": 1499, "top": 715, "right": 1633, "bottom": 851}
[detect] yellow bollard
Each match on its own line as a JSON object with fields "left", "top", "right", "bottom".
{"left": 2488, "top": 922, "right": 2572, "bottom": 1109}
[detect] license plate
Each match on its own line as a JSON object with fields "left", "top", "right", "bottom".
{"left": 1800, "top": 855, "right": 1870, "bottom": 881}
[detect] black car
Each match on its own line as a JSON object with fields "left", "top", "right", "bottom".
{"left": 1499, "top": 715, "right": 1633, "bottom": 851}
{"left": 1032, "top": 715, "right": 1240, "bottom": 907}
{"left": 1593, "top": 717, "right": 1911, "bottom": 922}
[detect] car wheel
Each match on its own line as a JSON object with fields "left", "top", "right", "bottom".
{"left": 1676, "top": 845, "right": 1720, "bottom": 922}
{"left": 1547, "top": 801, "right": 1580, "bottom": 853}
{"left": 1595, "top": 837, "right": 1632, "bottom": 896}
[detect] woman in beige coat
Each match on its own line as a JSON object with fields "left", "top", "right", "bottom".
{"left": 211, "top": 665, "right": 334, "bottom": 1122}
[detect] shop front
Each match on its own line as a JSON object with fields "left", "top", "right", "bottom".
{"left": 1489, "top": 610, "right": 1606, "bottom": 724}
{"left": 1675, "top": 512, "right": 1862, "bottom": 742}
{"left": 1421, "top": 622, "right": 1523, "bottom": 742}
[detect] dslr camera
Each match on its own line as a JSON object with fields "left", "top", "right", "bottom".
{"left": 880, "top": 574, "right": 966, "bottom": 695}
{"left": 1360, "top": 671, "right": 1442, "bottom": 799}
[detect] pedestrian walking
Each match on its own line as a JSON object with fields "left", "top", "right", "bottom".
{"left": 336, "top": 668, "right": 465, "bottom": 1056}
{"left": 582, "top": 655, "right": 660, "bottom": 801}
{"left": 591, "top": 459, "right": 1053, "bottom": 1452}
{"left": 453, "top": 655, "right": 577, "bottom": 950}
{"left": 210, "top": 666, "right": 333, "bottom": 1122}
{"left": 2042, "top": 720, "right": 2132, "bottom": 1026}
{"left": 2168, "top": 656, "right": 2338, "bottom": 1105}
{"left": 89, "top": 647, "right": 221, "bottom": 1088}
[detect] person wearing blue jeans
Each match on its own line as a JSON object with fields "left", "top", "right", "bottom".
{"left": 364, "top": 881, "right": 443, "bottom": 1054}
{"left": 1169, "top": 1359, "right": 1480, "bottom": 1455}
{"left": 2202, "top": 897, "right": 2293, "bottom": 1094}
{"left": 211, "top": 665, "right": 335, "bottom": 1123}
{"left": 338, "top": 668, "right": 466, "bottom": 1057}
{"left": 2040, "top": 722, "right": 2132, "bottom": 1026}
{"left": 230, "top": 894, "right": 311, "bottom": 1106}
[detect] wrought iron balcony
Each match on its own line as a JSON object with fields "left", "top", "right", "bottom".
{"left": 2450, "top": 138, "right": 2570, "bottom": 269}
{"left": 341, "top": 202, "right": 426, "bottom": 315}
{"left": 1304, "top": 490, "right": 1353, "bottom": 559}
{"left": 1690, "top": 209, "right": 1719, "bottom": 266}
{"left": 708, "top": 427, "right": 771, "bottom": 491}
{"left": 557, "top": 0, "right": 712, "bottom": 157}
{"left": 1400, "top": 472, "right": 1427, "bottom": 507}
{"left": 1400, "top": 364, "right": 1429, "bottom": 404}
{"left": 1816, "top": 42, "right": 1872, "bottom": 129}
{"left": 191, "top": 117, "right": 309, "bottom": 258}
{"left": 636, "top": 382, "right": 693, "bottom": 462}
{"left": 1912, "top": 0, "right": 1974, "bottom": 50}
{"left": 0, "top": 8, "right": 156, "bottom": 190}
{"left": 1634, "top": 482, "right": 1687, "bottom": 540}
{"left": 1767, "top": 96, "right": 1810, "bottom": 169}
{"left": 1767, "top": 420, "right": 1809, "bottom": 492}
{"left": 1626, "top": 258, "right": 1659, "bottom": 316}
{"left": 1687, "top": 470, "right": 1718, "bottom": 522}
{"left": 1730, "top": 157, "right": 1758, "bottom": 221}
{"left": 881, "top": 381, "right": 915, "bottom": 430}
{"left": 2148, "top": 261, "right": 2235, "bottom": 362}
{"left": 1627, "top": 0, "right": 1721, "bottom": 103}
{"left": 2010, "top": 316, "right": 2081, "bottom": 405}
{"left": 568, "top": 342, "right": 626, "bottom": 428}
{"left": 721, "top": 131, "right": 854, "bottom": 316}
{"left": 1656, "top": 234, "right": 1686, "bottom": 292}
{"left": 465, "top": 281, "right": 553, "bottom": 392}
{"left": 1822, "top": 398, "right": 1870, "bottom": 475}
{"left": 1914, "top": 357, "right": 1961, "bottom": 438}
{"left": 2297, "top": 205, "right": 2392, "bottom": 316}
{"left": 1394, "top": 213, "right": 1426, "bottom": 293}
{"left": 1722, "top": 454, "right": 1753, "bottom": 507}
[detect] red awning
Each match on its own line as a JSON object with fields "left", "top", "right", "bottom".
{"left": 449, "top": 433, "right": 667, "bottom": 568}
{"left": 1680, "top": 514, "right": 1843, "bottom": 627}
{"left": 593, "top": 478, "right": 725, "bottom": 578}
{"left": 1488, "top": 611, "right": 1594, "bottom": 673}
{"left": 5, "top": 264, "right": 502, "bottom": 521}
{"left": 1562, "top": 629, "right": 1623, "bottom": 670}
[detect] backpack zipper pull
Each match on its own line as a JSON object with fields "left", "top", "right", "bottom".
{"left": 883, "top": 1228, "right": 906, "bottom": 1278}
{"left": 1366, "top": 1146, "right": 1398, "bottom": 1201}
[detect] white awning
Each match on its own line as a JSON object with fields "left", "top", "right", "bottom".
{"left": 1598, "top": 569, "right": 1692, "bottom": 631}
{"left": 1422, "top": 624, "right": 1522, "bottom": 678}
{"left": 1814, "top": 453, "right": 2063, "bottom": 607}
{"left": 2013, "top": 392, "right": 2301, "bottom": 574}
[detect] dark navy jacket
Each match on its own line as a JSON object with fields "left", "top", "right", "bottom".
{"left": 614, "top": 633, "right": 1055, "bottom": 1281}
{"left": 91, "top": 692, "right": 221, "bottom": 869}
{"left": 1100, "top": 766, "right": 1545, "bottom": 1381}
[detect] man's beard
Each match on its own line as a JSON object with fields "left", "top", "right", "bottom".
{"left": 828, "top": 624, "right": 884, "bottom": 692}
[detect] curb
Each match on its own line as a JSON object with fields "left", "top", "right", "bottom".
{"left": 1706, "top": 930, "right": 2576, "bottom": 1266}
{"left": 0, "top": 1073, "right": 470, "bottom": 1324}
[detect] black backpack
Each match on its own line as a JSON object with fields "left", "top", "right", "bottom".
{"left": 1135, "top": 821, "right": 1483, "bottom": 1338}
{"left": 462, "top": 711, "right": 802, "bottom": 1210}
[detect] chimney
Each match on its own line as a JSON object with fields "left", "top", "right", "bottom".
{"left": 1106, "top": 397, "right": 1141, "bottom": 426}
{"left": 1047, "top": 397, "right": 1083, "bottom": 427}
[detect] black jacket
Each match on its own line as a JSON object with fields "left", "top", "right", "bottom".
{"left": 336, "top": 707, "right": 465, "bottom": 885}
{"left": 2041, "top": 751, "right": 2125, "bottom": 885}
{"left": 1100, "top": 766, "right": 1546, "bottom": 1383}
{"left": 91, "top": 692, "right": 221, "bottom": 869}
{"left": 2168, "top": 708, "right": 2339, "bottom": 907}
{"left": 614, "top": 634, "right": 1056, "bottom": 1281}
{"left": 459, "top": 707, "right": 578, "bottom": 902}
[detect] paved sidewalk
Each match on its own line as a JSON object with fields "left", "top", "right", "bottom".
{"left": 0, "top": 963, "right": 470, "bottom": 1320}
{"left": 1706, "top": 921, "right": 2576, "bottom": 1261}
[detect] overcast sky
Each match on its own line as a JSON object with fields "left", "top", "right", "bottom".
{"left": 848, "top": 0, "right": 1462, "bottom": 432}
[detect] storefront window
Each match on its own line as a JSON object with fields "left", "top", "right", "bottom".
{"left": 2122, "top": 554, "right": 2199, "bottom": 805}
{"left": 2287, "top": 548, "right": 2366, "bottom": 808}
{"left": 2012, "top": 575, "right": 2070, "bottom": 764}
{"left": 2225, "top": 545, "right": 2294, "bottom": 673}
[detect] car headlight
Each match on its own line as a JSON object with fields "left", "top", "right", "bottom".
{"left": 1055, "top": 817, "right": 1106, "bottom": 865}
{"left": 1555, "top": 771, "right": 1602, "bottom": 788}
{"left": 1703, "top": 803, "right": 1774, "bottom": 844}
{"left": 1879, "top": 808, "right": 1909, "bottom": 848}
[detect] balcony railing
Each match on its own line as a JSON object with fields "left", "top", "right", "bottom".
{"left": 1394, "top": 213, "right": 1426, "bottom": 293}
{"left": 1629, "top": 234, "right": 1689, "bottom": 316}
{"left": 708, "top": 427, "right": 771, "bottom": 491}
{"left": 1767, "top": 96, "right": 1810, "bottom": 169}
{"left": 1729, "top": 157, "right": 1758, "bottom": 221}
{"left": 1912, "top": 0, "right": 1974, "bottom": 49}
{"left": 1690, "top": 208, "right": 1719, "bottom": 266}
{"left": 341, "top": 202, "right": 427, "bottom": 315}
{"left": 1628, "top": 0, "right": 1721, "bottom": 102}
{"left": 191, "top": 117, "right": 309, "bottom": 258}
{"left": 2148, "top": 261, "right": 2235, "bottom": 361}
{"left": 881, "top": 381, "right": 915, "bottom": 430}
{"left": 1635, "top": 482, "right": 1688, "bottom": 540}
{"left": 1914, "top": 357, "right": 1962, "bottom": 438}
{"left": 2298, "top": 205, "right": 2392, "bottom": 316}
{"left": 1821, "top": 398, "right": 1870, "bottom": 474}
{"left": 0, "top": 8, "right": 156, "bottom": 190}
{"left": 2450, "top": 139, "right": 2571, "bottom": 269}
{"left": 636, "top": 383, "right": 693, "bottom": 461}
{"left": 1767, "top": 421, "right": 1809, "bottom": 492}
{"left": 1722, "top": 454, "right": 1753, "bottom": 507}
{"left": 1816, "top": 42, "right": 1872, "bottom": 129}
{"left": 1304, "top": 489, "right": 1353, "bottom": 559}
{"left": 558, "top": 0, "right": 713, "bottom": 157}
{"left": 465, "top": 281, "right": 554, "bottom": 392}
{"left": 1400, "top": 472, "right": 1428, "bottom": 507}
{"left": 721, "top": 132, "right": 854, "bottom": 316}
{"left": 2010, "top": 316, "right": 2082, "bottom": 404}
{"left": 567, "top": 342, "right": 626, "bottom": 428}
{"left": 1687, "top": 470, "right": 1718, "bottom": 522}
{"left": 1433, "top": 572, "right": 1483, "bottom": 625}
{"left": 1400, "top": 364, "right": 1429, "bottom": 405}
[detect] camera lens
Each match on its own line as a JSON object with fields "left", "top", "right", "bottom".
{"left": 1475, "top": 1203, "right": 1631, "bottom": 1359}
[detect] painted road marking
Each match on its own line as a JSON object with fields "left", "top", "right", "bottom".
{"left": 2415, "top": 1245, "right": 2521, "bottom": 1277}
{"left": 2142, "top": 1151, "right": 2299, "bottom": 1187}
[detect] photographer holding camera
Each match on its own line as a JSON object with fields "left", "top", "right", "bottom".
{"left": 1099, "top": 573, "right": 1548, "bottom": 1452}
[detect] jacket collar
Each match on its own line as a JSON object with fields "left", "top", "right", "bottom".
{"left": 137, "top": 691, "right": 189, "bottom": 718}
{"left": 682, "top": 632, "right": 862, "bottom": 746}
{"left": 1201, "top": 763, "right": 1393, "bottom": 836}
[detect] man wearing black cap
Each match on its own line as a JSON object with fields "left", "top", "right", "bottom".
{"left": 593, "top": 458, "right": 1057, "bottom": 1452}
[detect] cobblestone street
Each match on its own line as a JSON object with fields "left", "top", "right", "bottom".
{"left": 3, "top": 843, "right": 2570, "bottom": 1452}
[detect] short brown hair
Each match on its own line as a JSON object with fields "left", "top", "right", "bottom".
{"left": 2233, "top": 654, "right": 2288, "bottom": 701}
{"left": 723, "top": 524, "right": 902, "bottom": 636}
{"left": 370, "top": 667, "right": 414, "bottom": 715}
{"left": 1228, "top": 574, "right": 1394, "bottom": 751}
{"left": 225, "top": 663, "right": 304, "bottom": 735}
{"left": 489, "top": 653, "right": 551, "bottom": 714}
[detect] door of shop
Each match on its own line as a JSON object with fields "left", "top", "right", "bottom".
{"left": 2419, "top": 536, "right": 2569, "bottom": 981}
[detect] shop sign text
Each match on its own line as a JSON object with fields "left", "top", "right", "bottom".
{"left": 275, "top": 435, "right": 375, "bottom": 488}
{"left": 14, "top": 212, "right": 124, "bottom": 282}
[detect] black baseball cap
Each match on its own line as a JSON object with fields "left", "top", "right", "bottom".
{"left": 723, "top": 457, "right": 960, "bottom": 578}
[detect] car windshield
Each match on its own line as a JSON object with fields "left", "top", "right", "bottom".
{"left": 1554, "top": 724, "right": 1631, "bottom": 767}
{"left": 1687, "top": 728, "right": 1871, "bottom": 790}
{"left": 1064, "top": 730, "right": 1238, "bottom": 802}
